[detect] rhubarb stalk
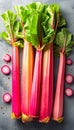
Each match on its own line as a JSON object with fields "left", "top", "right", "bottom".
{"left": 0, "top": 11, "right": 23, "bottom": 119}
{"left": 53, "top": 52, "right": 65, "bottom": 122}
{"left": 15, "top": 6, "right": 34, "bottom": 122}
{"left": 21, "top": 40, "right": 34, "bottom": 122}
{"left": 39, "top": 44, "right": 53, "bottom": 123}
{"left": 12, "top": 45, "right": 21, "bottom": 118}
{"left": 39, "top": 4, "right": 60, "bottom": 123}
{"left": 29, "top": 49, "right": 42, "bottom": 117}
{"left": 53, "top": 28, "right": 74, "bottom": 123}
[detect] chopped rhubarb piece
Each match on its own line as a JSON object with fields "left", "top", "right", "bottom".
{"left": 65, "top": 88, "right": 73, "bottom": 97}
{"left": 3, "top": 93, "right": 11, "bottom": 103}
{"left": 65, "top": 74, "right": 73, "bottom": 84}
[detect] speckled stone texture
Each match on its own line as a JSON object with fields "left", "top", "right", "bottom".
{"left": 0, "top": 0, "right": 74, "bottom": 130}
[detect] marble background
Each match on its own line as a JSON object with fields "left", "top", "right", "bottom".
{"left": 0, "top": 0, "right": 74, "bottom": 130}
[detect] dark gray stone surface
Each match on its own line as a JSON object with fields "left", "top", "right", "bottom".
{"left": 0, "top": 0, "right": 74, "bottom": 130}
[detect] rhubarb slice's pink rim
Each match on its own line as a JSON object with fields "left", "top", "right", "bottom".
{"left": 65, "top": 88, "right": 73, "bottom": 97}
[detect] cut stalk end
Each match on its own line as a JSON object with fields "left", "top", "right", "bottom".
{"left": 39, "top": 117, "right": 50, "bottom": 123}
{"left": 52, "top": 116, "right": 64, "bottom": 123}
{"left": 11, "top": 112, "right": 21, "bottom": 119}
{"left": 22, "top": 114, "right": 33, "bottom": 123}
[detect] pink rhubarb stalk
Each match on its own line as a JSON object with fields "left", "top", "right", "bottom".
{"left": 53, "top": 52, "right": 65, "bottom": 123}
{"left": 39, "top": 43, "right": 53, "bottom": 123}
{"left": 0, "top": 10, "right": 22, "bottom": 120}
{"left": 11, "top": 45, "right": 21, "bottom": 119}
{"left": 29, "top": 49, "right": 42, "bottom": 118}
{"left": 49, "top": 43, "right": 53, "bottom": 118}
{"left": 21, "top": 40, "right": 34, "bottom": 122}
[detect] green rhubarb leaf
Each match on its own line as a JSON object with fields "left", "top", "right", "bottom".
{"left": 25, "top": 2, "right": 45, "bottom": 13}
{"left": 0, "top": 10, "right": 24, "bottom": 47}
{"left": 25, "top": 12, "right": 54, "bottom": 47}
{"left": 25, "top": 13, "right": 40, "bottom": 46}
{"left": 70, "top": 41, "right": 74, "bottom": 45}
{"left": 49, "top": 4, "right": 60, "bottom": 13}
{"left": 15, "top": 3, "right": 55, "bottom": 48}
{"left": 54, "top": 28, "right": 73, "bottom": 55}
{"left": 13, "top": 21, "right": 24, "bottom": 39}
{"left": 1, "top": 10, "right": 17, "bottom": 37}
{"left": 42, "top": 13, "right": 54, "bottom": 43}
{"left": 58, "top": 15, "right": 66, "bottom": 27}
{"left": 14, "top": 6, "right": 29, "bottom": 24}
{"left": 13, "top": 21, "right": 22, "bottom": 33}
{"left": 15, "top": 3, "right": 65, "bottom": 48}
{"left": 0, "top": 32, "right": 11, "bottom": 43}
{"left": 42, "top": 4, "right": 61, "bottom": 45}
{"left": 25, "top": 3, "right": 55, "bottom": 47}
{"left": 46, "top": 4, "right": 60, "bottom": 27}
{"left": 14, "top": 32, "right": 24, "bottom": 39}
{"left": 14, "top": 40, "right": 24, "bottom": 48}
{"left": 15, "top": 3, "right": 44, "bottom": 47}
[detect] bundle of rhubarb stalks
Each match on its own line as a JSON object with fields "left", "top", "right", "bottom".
{"left": 0, "top": 2, "right": 74, "bottom": 123}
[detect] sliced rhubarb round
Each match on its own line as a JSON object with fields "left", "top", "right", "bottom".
{"left": 1, "top": 65, "right": 11, "bottom": 75}
{"left": 65, "top": 74, "right": 73, "bottom": 84}
{"left": 66, "top": 59, "right": 73, "bottom": 65}
{"left": 3, "top": 93, "right": 11, "bottom": 103}
{"left": 3, "top": 54, "right": 11, "bottom": 62}
{"left": 65, "top": 88, "right": 73, "bottom": 97}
